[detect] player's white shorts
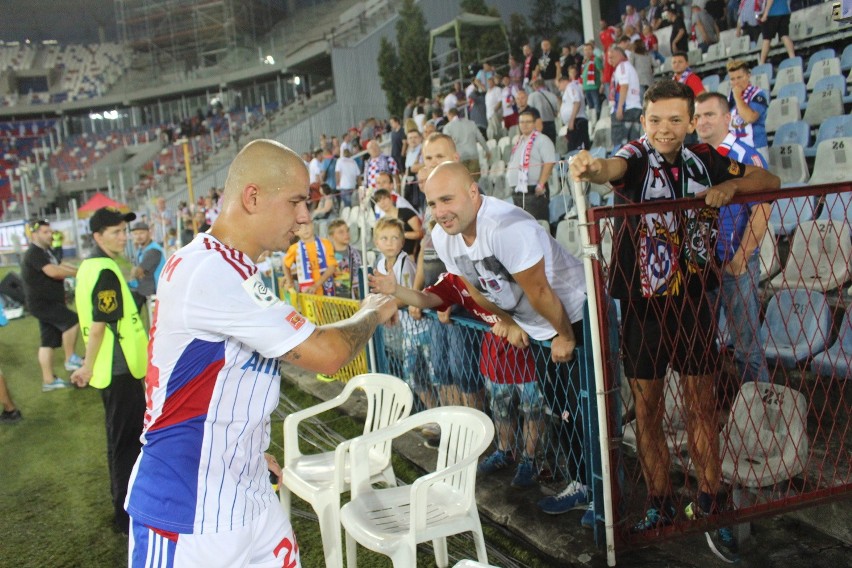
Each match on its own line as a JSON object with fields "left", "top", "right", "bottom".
{"left": 129, "top": 504, "right": 300, "bottom": 568}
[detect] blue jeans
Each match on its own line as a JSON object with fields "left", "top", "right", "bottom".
{"left": 711, "top": 254, "right": 771, "bottom": 383}
{"left": 584, "top": 89, "right": 601, "bottom": 118}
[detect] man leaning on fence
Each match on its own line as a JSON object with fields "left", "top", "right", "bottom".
{"left": 125, "top": 139, "right": 398, "bottom": 568}
{"left": 423, "top": 161, "right": 594, "bottom": 524}
{"left": 569, "top": 80, "right": 780, "bottom": 563}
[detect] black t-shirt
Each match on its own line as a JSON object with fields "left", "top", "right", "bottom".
{"left": 397, "top": 207, "right": 421, "bottom": 256}
{"left": 391, "top": 128, "right": 405, "bottom": 169}
{"left": 609, "top": 142, "right": 746, "bottom": 299}
{"left": 538, "top": 50, "right": 558, "bottom": 81}
{"left": 21, "top": 243, "right": 65, "bottom": 314}
{"left": 88, "top": 247, "right": 130, "bottom": 374}
{"left": 670, "top": 17, "right": 688, "bottom": 53}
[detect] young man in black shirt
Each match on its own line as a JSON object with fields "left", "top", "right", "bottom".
{"left": 20, "top": 218, "right": 82, "bottom": 391}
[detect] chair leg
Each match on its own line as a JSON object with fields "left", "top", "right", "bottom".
{"left": 473, "top": 530, "right": 489, "bottom": 564}
{"left": 279, "top": 486, "right": 291, "bottom": 517}
{"left": 433, "top": 537, "right": 448, "bottom": 568}
{"left": 345, "top": 531, "right": 358, "bottom": 568}
{"left": 391, "top": 543, "right": 418, "bottom": 568}
{"left": 316, "top": 502, "right": 343, "bottom": 568}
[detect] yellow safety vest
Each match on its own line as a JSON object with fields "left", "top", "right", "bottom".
{"left": 75, "top": 256, "right": 148, "bottom": 388}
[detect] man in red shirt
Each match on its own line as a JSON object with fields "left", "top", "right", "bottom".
{"left": 599, "top": 19, "right": 619, "bottom": 93}
{"left": 671, "top": 52, "right": 705, "bottom": 97}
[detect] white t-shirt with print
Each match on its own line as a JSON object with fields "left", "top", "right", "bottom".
{"left": 431, "top": 196, "right": 586, "bottom": 340}
{"left": 561, "top": 81, "right": 587, "bottom": 123}
{"left": 611, "top": 61, "right": 642, "bottom": 112}
{"left": 335, "top": 156, "right": 360, "bottom": 189}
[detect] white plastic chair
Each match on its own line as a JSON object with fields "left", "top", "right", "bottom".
{"left": 453, "top": 561, "right": 497, "bottom": 568}
{"left": 280, "top": 373, "right": 414, "bottom": 568}
{"left": 340, "top": 407, "right": 495, "bottom": 568}
{"left": 769, "top": 220, "right": 852, "bottom": 292}
{"left": 720, "top": 383, "right": 809, "bottom": 488}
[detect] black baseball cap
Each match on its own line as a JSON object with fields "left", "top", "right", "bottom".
{"left": 90, "top": 207, "right": 136, "bottom": 233}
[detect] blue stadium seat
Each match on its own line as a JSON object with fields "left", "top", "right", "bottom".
{"left": 769, "top": 195, "right": 815, "bottom": 236}
{"left": 811, "top": 304, "right": 852, "bottom": 381}
{"left": 813, "top": 74, "right": 851, "bottom": 104}
{"left": 549, "top": 193, "right": 573, "bottom": 225}
{"left": 777, "top": 82, "right": 807, "bottom": 110}
{"left": 805, "top": 115, "right": 852, "bottom": 158}
{"left": 842, "top": 43, "right": 852, "bottom": 73}
{"left": 702, "top": 74, "right": 720, "bottom": 93}
{"left": 805, "top": 48, "right": 837, "bottom": 79}
{"left": 818, "top": 192, "right": 852, "bottom": 225}
{"left": 772, "top": 120, "right": 810, "bottom": 147}
{"left": 778, "top": 56, "right": 803, "bottom": 71}
{"left": 761, "top": 288, "right": 831, "bottom": 369}
{"left": 751, "top": 63, "right": 774, "bottom": 85}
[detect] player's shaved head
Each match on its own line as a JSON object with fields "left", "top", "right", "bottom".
{"left": 424, "top": 161, "right": 481, "bottom": 239}
{"left": 222, "top": 139, "right": 307, "bottom": 205}
{"left": 426, "top": 160, "right": 473, "bottom": 189}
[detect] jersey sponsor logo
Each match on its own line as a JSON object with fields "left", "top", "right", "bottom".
{"left": 241, "top": 350, "right": 281, "bottom": 375}
{"left": 242, "top": 273, "right": 278, "bottom": 307}
{"left": 285, "top": 311, "right": 307, "bottom": 330}
{"left": 728, "top": 159, "right": 742, "bottom": 176}
{"left": 97, "top": 290, "right": 118, "bottom": 314}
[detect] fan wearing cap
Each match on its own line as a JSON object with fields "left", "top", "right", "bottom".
{"left": 70, "top": 206, "right": 148, "bottom": 534}
{"left": 128, "top": 220, "right": 166, "bottom": 310}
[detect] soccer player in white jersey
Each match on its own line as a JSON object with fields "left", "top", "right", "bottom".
{"left": 125, "top": 140, "right": 398, "bottom": 568}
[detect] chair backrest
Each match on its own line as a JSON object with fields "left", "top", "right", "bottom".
{"left": 702, "top": 73, "right": 720, "bottom": 93}
{"left": 751, "top": 63, "right": 774, "bottom": 83}
{"left": 842, "top": 43, "right": 852, "bottom": 72}
{"left": 817, "top": 191, "right": 852, "bottom": 223}
{"left": 752, "top": 72, "right": 771, "bottom": 94}
{"left": 716, "top": 78, "right": 730, "bottom": 96}
{"left": 809, "top": 137, "right": 852, "bottom": 184}
{"left": 687, "top": 48, "right": 704, "bottom": 67}
{"left": 777, "top": 81, "right": 806, "bottom": 103}
{"left": 549, "top": 192, "right": 572, "bottom": 225}
{"left": 780, "top": 220, "right": 852, "bottom": 290}
{"left": 768, "top": 143, "right": 809, "bottom": 185}
{"left": 805, "top": 48, "right": 837, "bottom": 76}
{"left": 722, "top": 382, "right": 809, "bottom": 488}
{"left": 769, "top": 195, "right": 815, "bottom": 236}
{"left": 778, "top": 55, "right": 803, "bottom": 71}
{"left": 758, "top": 224, "right": 781, "bottom": 281}
{"left": 772, "top": 67, "right": 804, "bottom": 96}
{"left": 839, "top": 305, "right": 852, "bottom": 350}
{"left": 348, "top": 372, "right": 415, "bottom": 438}
{"left": 765, "top": 97, "right": 802, "bottom": 134}
{"left": 556, "top": 218, "right": 582, "bottom": 258}
{"left": 728, "top": 36, "right": 750, "bottom": 57}
{"left": 803, "top": 88, "right": 843, "bottom": 127}
{"left": 762, "top": 287, "right": 831, "bottom": 350}
{"left": 773, "top": 120, "right": 810, "bottom": 147}
{"left": 814, "top": 115, "right": 852, "bottom": 146}
{"left": 704, "top": 42, "right": 725, "bottom": 62}
{"left": 812, "top": 72, "right": 845, "bottom": 94}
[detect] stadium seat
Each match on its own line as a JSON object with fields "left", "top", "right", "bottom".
{"left": 805, "top": 49, "right": 836, "bottom": 78}
{"left": 728, "top": 36, "right": 751, "bottom": 58}
{"left": 752, "top": 72, "right": 771, "bottom": 94}
{"left": 758, "top": 224, "right": 781, "bottom": 282}
{"left": 808, "top": 137, "right": 852, "bottom": 185}
{"left": 769, "top": 220, "right": 852, "bottom": 292}
{"left": 765, "top": 96, "right": 802, "bottom": 134}
{"left": 687, "top": 48, "right": 704, "bottom": 67}
{"left": 489, "top": 160, "right": 508, "bottom": 199}
{"left": 720, "top": 382, "right": 809, "bottom": 488}
{"left": 751, "top": 63, "right": 774, "bottom": 85}
{"left": 789, "top": 19, "right": 809, "bottom": 41}
{"left": 777, "top": 82, "right": 807, "bottom": 110}
{"left": 760, "top": 288, "right": 832, "bottom": 368}
{"left": 556, "top": 217, "right": 582, "bottom": 258}
{"left": 811, "top": 304, "right": 852, "bottom": 381}
{"left": 818, "top": 191, "right": 852, "bottom": 225}
{"left": 772, "top": 66, "right": 804, "bottom": 97}
{"left": 716, "top": 78, "right": 730, "bottom": 96}
{"left": 497, "top": 136, "right": 511, "bottom": 163}
{"left": 660, "top": 58, "right": 672, "bottom": 74}
{"left": 549, "top": 192, "right": 573, "bottom": 225}
{"left": 702, "top": 74, "right": 720, "bottom": 93}
{"left": 778, "top": 56, "right": 803, "bottom": 71}
{"left": 804, "top": 115, "right": 852, "bottom": 157}
{"left": 704, "top": 42, "right": 725, "bottom": 62}
{"left": 806, "top": 58, "right": 842, "bottom": 90}
{"left": 768, "top": 144, "right": 809, "bottom": 185}
{"left": 802, "top": 87, "right": 843, "bottom": 127}
{"left": 769, "top": 195, "right": 815, "bottom": 236}
{"left": 841, "top": 43, "right": 852, "bottom": 73}
{"left": 772, "top": 120, "right": 810, "bottom": 147}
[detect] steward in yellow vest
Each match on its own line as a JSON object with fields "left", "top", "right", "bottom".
{"left": 70, "top": 207, "right": 148, "bottom": 535}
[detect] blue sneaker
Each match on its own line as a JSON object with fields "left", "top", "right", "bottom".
{"left": 64, "top": 354, "right": 83, "bottom": 371}
{"left": 630, "top": 505, "right": 675, "bottom": 533}
{"left": 510, "top": 456, "right": 537, "bottom": 488}
{"left": 581, "top": 501, "right": 596, "bottom": 529}
{"left": 42, "top": 377, "right": 68, "bottom": 392}
{"left": 686, "top": 501, "right": 739, "bottom": 563}
{"left": 477, "top": 449, "right": 515, "bottom": 475}
{"left": 538, "top": 481, "right": 588, "bottom": 514}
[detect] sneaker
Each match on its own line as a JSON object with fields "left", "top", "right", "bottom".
{"left": 64, "top": 354, "right": 83, "bottom": 371}
{"left": 0, "top": 409, "right": 22, "bottom": 423}
{"left": 42, "top": 377, "right": 68, "bottom": 392}
{"left": 686, "top": 502, "right": 739, "bottom": 563}
{"left": 511, "top": 456, "right": 537, "bottom": 488}
{"left": 630, "top": 505, "right": 675, "bottom": 533}
{"left": 705, "top": 527, "right": 739, "bottom": 564}
{"left": 477, "top": 449, "right": 515, "bottom": 475}
{"left": 537, "top": 480, "right": 588, "bottom": 514}
{"left": 580, "top": 501, "right": 596, "bottom": 529}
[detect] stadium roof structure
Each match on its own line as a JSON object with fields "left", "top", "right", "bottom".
{"left": 428, "top": 12, "right": 509, "bottom": 97}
